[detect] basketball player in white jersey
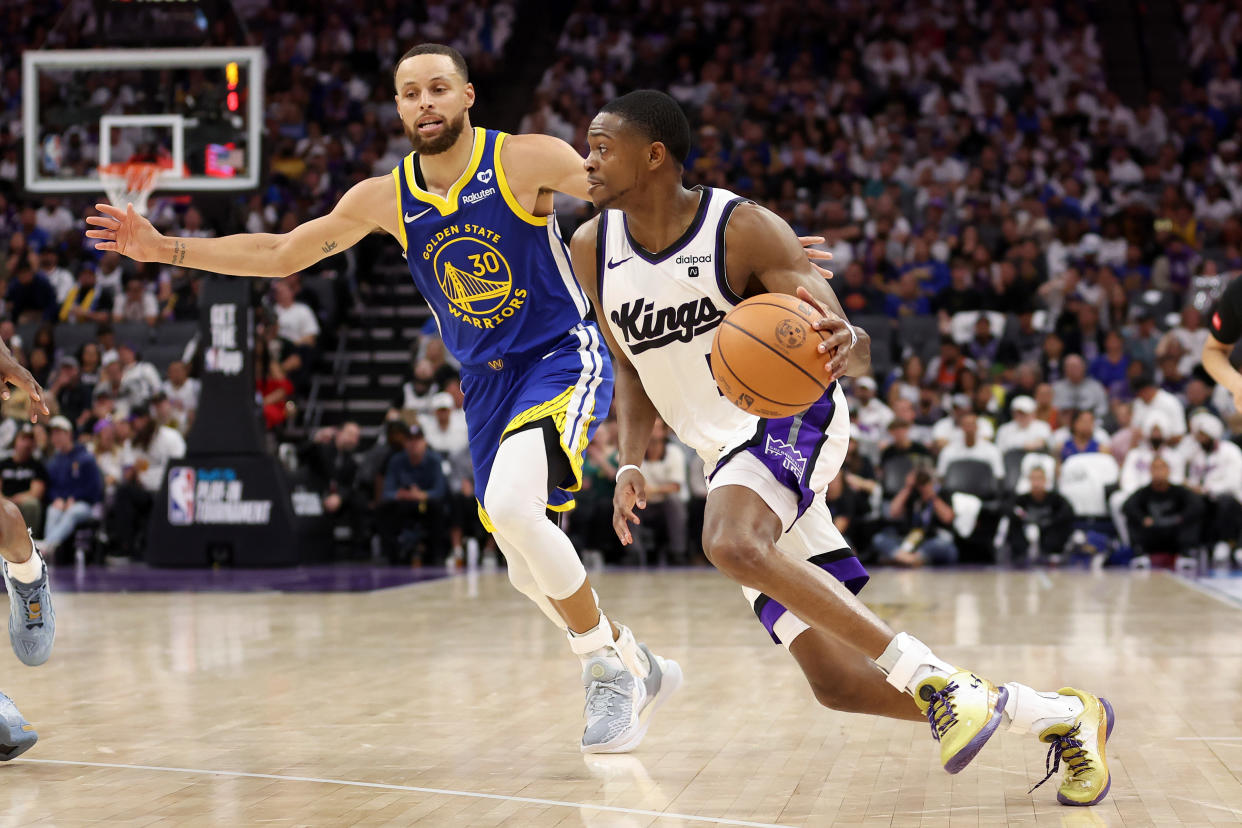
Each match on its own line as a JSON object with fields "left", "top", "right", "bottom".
{"left": 0, "top": 340, "right": 56, "bottom": 759}
{"left": 569, "top": 90, "right": 1114, "bottom": 806}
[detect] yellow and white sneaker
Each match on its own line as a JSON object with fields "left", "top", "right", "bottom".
{"left": 1030, "top": 688, "right": 1115, "bottom": 806}
{"left": 915, "top": 669, "right": 1008, "bottom": 773}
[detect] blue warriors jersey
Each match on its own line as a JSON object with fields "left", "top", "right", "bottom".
{"left": 392, "top": 127, "right": 591, "bottom": 370}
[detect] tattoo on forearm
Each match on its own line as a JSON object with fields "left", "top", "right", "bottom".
{"left": 322, "top": 240, "right": 338, "bottom": 254}
{"left": 171, "top": 241, "right": 187, "bottom": 266}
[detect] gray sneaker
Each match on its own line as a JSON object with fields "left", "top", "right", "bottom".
{"left": 580, "top": 656, "right": 646, "bottom": 754}
{"left": 0, "top": 691, "right": 36, "bottom": 760}
{"left": 4, "top": 555, "right": 55, "bottom": 666}
{"left": 637, "top": 643, "right": 683, "bottom": 722}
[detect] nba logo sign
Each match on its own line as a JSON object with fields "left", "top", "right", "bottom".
{"left": 168, "top": 467, "right": 196, "bottom": 526}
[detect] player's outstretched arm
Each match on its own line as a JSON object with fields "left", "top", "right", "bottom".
{"left": 503, "top": 133, "right": 593, "bottom": 202}
{"left": 723, "top": 203, "right": 870, "bottom": 381}
{"left": 86, "top": 176, "right": 397, "bottom": 279}
{"left": 568, "top": 217, "right": 659, "bottom": 544}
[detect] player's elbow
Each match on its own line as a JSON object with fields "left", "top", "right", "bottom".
{"left": 266, "top": 235, "right": 301, "bottom": 279}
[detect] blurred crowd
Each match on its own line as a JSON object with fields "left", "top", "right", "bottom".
{"left": 0, "top": 0, "right": 1239, "bottom": 567}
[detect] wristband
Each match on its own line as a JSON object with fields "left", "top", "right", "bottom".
{"left": 847, "top": 324, "right": 858, "bottom": 349}
{"left": 616, "top": 464, "right": 644, "bottom": 482}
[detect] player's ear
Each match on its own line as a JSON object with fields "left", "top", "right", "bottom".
{"left": 464, "top": 82, "right": 476, "bottom": 110}
{"left": 648, "top": 141, "right": 666, "bottom": 170}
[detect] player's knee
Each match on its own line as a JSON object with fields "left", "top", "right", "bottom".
{"left": 484, "top": 489, "right": 542, "bottom": 539}
{"left": 805, "top": 675, "right": 861, "bottom": 712}
{"left": 703, "top": 531, "right": 769, "bottom": 583}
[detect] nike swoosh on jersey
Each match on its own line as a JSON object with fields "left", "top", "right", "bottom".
{"left": 405, "top": 208, "right": 433, "bottom": 223}
{"left": 607, "top": 256, "right": 633, "bottom": 269}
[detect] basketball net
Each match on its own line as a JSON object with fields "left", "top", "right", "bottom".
{"left": 98, "top": 161, "right": 172, "bottom": 216}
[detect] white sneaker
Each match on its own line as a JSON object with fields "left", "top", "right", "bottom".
{"left": 580, "top": 655, "right": 646, "bottom": 754}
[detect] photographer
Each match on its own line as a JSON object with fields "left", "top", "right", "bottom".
{"left": 871, "top": 467, "right": 958, "bottom": 566}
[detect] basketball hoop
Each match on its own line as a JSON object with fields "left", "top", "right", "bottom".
{"left": 98, "top": 161, "right": 172, "bottom": 216}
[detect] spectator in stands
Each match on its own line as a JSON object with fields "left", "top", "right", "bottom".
{"left": 1184, "top": 413, "right": 1242, "bottom": 565}
{"left": 49, "top": 355, "right": 90, "bottom": 425}
{"left": 357, "top": 420, "right": 410, "bottom": 507}
{"left": 35, "top": 249, "right": 72, "bottom": 304}
{"left": 40, "top": 416, "right": 102, "bottom": 560}
{"left": 0, "top": 427, "right": 47, "bottom": 533}
{"left": 1057, "top": 410, "right": 1110, "bottom": 462}
{"left": 1090, "top": 330, "right": 1131, "bottom": 398}
{"left": 631, "top": 419, "right": 689, "bottom": 566}
{"left": 5, "top": 261, "right": 57, "bottom": 322}
{"left": 78, "top": 341, "right": 101, "bottom": 389}
{"left": 59, "top": 264, "right": 107, "bottom": 324}
{"left": 107, "top": 403, "right": 186, "bottom": 560}
{"left": 160, "top": 361, "right": 199, "bottom": 435}
{"left": 872, "top": 467, "right": 958, "bottom": 567}
{"left": 926, "top": 337, "right": 974, "bottom": 392}
{"left": 117, "top": 343, "right": 161, "bottom": 406}
{"left": 302, "top": 423, "right": 366, "bottom": 552}
{"left": 850, "top": 376, "right": 893, "bottom": 460}
{"left": 112, "top": 276, "right": 158, "bottom": 326}
{"left": 886, "top": 354, "right": 924, "bottom": 406}
{"left": 255, "top": 337, "right": 293, "bottom": 432}
{"left": 1007, "top": 466, "right": 1075, "bottom": 563}
{"left": 937, "top": 412, "right": 1004, "bottom": 480}
{"left": 387, "top": 359, "right": 438, "bottom": 424}
{"left": 89, "top": 418, "right": 123, "bottom": 499}
{"left": 271, "top": 278, "right": 320, "bottom": 392}
{"left": 1053, "top": 355, "right": 1109, "bottom": 419}
{"left": 419, "top": 392, "right": 468, "bottom": 459}
{"left": 824, "top": 472, "right": 866, "bottom": 550}
{"left": 965, "top": 316, "right": 1002, "bottom": 373}
{"left": 1038, "top": 333, "right": 1066, "bottom": 384}
{"left": 1123, "top": 456, "right": 1203, "bottom": 564}
{"left": 995, "top": 395, "right": 1051, "bottom": 454}
{"left": 377, "top": 424, "right": 447, "bottom": 564}
{"left": 1131, "top": 372, "right": 1188, "bottom": 438}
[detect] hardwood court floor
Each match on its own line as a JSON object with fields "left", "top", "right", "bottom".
{"left": 1, "top": 567, "right": 1240, "bottom": 827}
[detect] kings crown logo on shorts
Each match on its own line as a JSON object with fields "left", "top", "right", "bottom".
{"left": 764, "top": 435, "right": 808, "bottom": 478}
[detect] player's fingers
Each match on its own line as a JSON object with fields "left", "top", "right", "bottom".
{"left": 93, "top": 242, "right": 118, "bottom": 251}
{"left": 811, "top": 263, "right": 835, "bottom": 280}
{"left": 817, "top": 329, "right": 853, "bottom": 354}
{"left": 94, "top": 203, "right": 125, "bottom": 219}
{"left": 826, "top": 350, "right": 849, "bottom": 380}
{"left": 85, "top": 229, "right": 116, "bottom": 239}
{"left": 85, "top": 216, "right": 119, "bottom": 228}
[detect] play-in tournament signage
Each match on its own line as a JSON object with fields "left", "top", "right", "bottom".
{"left": 147, "top": 276, "right": 327, "bottom": 566}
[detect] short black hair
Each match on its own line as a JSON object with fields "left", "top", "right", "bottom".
{"left": 600, "top": 90, "right": 691, "bottom": 165}
{"left": 394, "top": 43, "right": 469, "bottom": 82}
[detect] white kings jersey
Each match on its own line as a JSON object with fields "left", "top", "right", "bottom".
{"left": 596, "top": 186, "right": 850, "bottom": 471}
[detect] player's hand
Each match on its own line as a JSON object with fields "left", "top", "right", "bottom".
{"left": 86, "top": 202, "right": 165, "bottom": 262}
{"left": 798, "top": 236, "right": 834, "bottom": 279}
{"left": 612, "top": 467, "right": 648, "bottom": 545}
{"left": 0, "top": 351, "right": 49, "bottom": 423}
{"left": 796, "top": 286, "right": 853, "bottom": 382}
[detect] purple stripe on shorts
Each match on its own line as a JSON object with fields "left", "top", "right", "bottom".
{"left": 757, "top": 555, "right": 870, "bottom": 643}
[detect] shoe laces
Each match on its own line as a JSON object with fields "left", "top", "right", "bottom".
{"left": 923, "top": 682, "right": 959, "bottom": 742}
{"left": 585, "top": 678, "right": 627, "bottom": 719}
{"left": 1028, "top": 723, "right": 1091, "bottom": 793}
{"left": 13, "top": 584, "right": 44, "bottom": 629}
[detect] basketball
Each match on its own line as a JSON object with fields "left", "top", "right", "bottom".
{"left": 710, "top": 293, "right": 829, "bottom": 418}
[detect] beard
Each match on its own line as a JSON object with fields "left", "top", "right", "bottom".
{"left": 404, "top": 110, "right": 468, "bottom": 155}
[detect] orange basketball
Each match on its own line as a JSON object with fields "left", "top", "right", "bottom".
{"left": 710, "top": 293, "right": 830, "bottom": 418}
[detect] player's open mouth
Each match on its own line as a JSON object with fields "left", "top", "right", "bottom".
{"left": 417, "top": 118, "right": 444, "bottom": 133}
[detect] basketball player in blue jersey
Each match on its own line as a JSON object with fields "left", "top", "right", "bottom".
{"left": 569, "top": 91, "right": 1115, "bottom": 806}
{"left": 0, "top": 340, "right": 56, "bottom": 760}
{"left": 87, "top": 43, "right": 684, "bottom": 754}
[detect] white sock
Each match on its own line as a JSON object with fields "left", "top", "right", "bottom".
{"left": 5, "top": 551, "right": 44, "bottom": 585}
{"left": 568, "top": 612, "right": 620, "bottom": 664}
{"left": 1002, "top": 683, "right": 1084, "bottom": 735}
{"left": 875, "top": 632, "right": 955, "bottom": 694}
{"left": 612, "top": 624, "right": 650, "bottom": 679}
